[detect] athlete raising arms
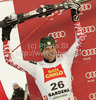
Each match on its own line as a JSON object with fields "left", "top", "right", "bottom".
{"left": 2, "top": 2, "right": 85, "bottom": 100}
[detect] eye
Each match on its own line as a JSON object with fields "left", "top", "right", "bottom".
{"left": 51, "top": 46, "right": 55, "bottom": 49}
{"left": 45, "top": 47, "right": 49, "bottom": 50}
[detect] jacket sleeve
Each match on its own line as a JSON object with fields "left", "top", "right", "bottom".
{"left": 3, "top": 40, "right": 37, "bottom": 78}
{"left": 62, "top": 21, "right": 85, "bottom": 67}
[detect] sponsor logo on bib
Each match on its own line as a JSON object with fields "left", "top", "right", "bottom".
{"left": 43, "top": 64, "right": 66, "bottom": 82}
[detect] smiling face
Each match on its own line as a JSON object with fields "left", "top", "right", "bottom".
{"left": 42, "top": 45, "right": 57, "bottom": 61}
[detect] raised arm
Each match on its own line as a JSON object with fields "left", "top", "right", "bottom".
{"left": 62, "top": 2, "right": 85, "bottom": 67}
{"left": 3, "top": 40, "right": 26, "bottom": 72}
{"left": 2, "top": 22, "right": 37, "bottom": 78}
{"left": 73, "top": 21, "right": 85, "bottom": 58}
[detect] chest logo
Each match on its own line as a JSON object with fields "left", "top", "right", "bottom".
{"left": 43, "top": 64, "right": 66, "bottom": 82}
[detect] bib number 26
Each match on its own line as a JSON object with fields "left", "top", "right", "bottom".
{"left": 50, "top": 81, "right": 64, "bottom": 91}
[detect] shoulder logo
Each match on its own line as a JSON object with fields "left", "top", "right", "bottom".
{"left": 29, "top": 61, "right": 37, "bottom": 65}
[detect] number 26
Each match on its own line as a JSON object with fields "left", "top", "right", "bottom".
{"left": 50, "top": 81, "right": 64, "bottom": 91}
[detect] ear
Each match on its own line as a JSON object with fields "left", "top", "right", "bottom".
{"left": 41, "top": 52, "right": 43, "bottom": 56}
{"left": 41, "top": 51, "right": 45, "bottom": 57}
{"left": 41, "top": 51, "right": 44, "bottom": 56}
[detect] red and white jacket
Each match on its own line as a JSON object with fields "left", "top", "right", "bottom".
{"left": 3, "top": 21, "right": 85, "bottom": 100}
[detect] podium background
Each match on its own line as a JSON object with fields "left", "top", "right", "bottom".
{"left": 13, "top": 0, "right": 96, "bottom": 100}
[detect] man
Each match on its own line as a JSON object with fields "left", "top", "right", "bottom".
{"left": 2, "top": 2, "right": 85, "bottom": 100}
{"left": 11, "top": 83, "right": 30, "bottom": 100}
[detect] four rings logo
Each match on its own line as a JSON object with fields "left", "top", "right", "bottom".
{"left": 89, "top": 93, "right": 96, "bottom": 100}
{"left": 74, "top": 97, "right": 77, "bottom": 100}
{"left": 83, "top": 25, "right": 96, "bottom": 34}
{"left": 48, "top": 31, "right": 66, "bottom": 39}
{"left": 82, "top": 48, "right": 96, "bottom": 57}
{"left": 71, "top": 76, "right": 74, "bottom": 81}
{"left": 85, "top": 71, "right": 96, "bottom": 79}
{"left": 80, "top": 3, "right": 92, "bottom": 11}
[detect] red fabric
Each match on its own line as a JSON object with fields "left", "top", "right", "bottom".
{"left": 0, "top": 81, "right": 8, "bottom": 100}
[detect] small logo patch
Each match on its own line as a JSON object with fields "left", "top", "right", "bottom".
{"left": 43, "top": 95, "right": 48, "bottom": 100}
{"left": 47, "top": 41, "right": 51, "bottom": 45}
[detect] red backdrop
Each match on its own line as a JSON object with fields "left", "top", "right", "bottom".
{"left": 13, "top": 0, "right": 96, "bottom": 100}
{"left": 0, "top": 81, "right": 8, "bottom": 100}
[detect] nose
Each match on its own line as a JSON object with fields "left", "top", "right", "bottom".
{"left": 49, "top": 48, "right": 53, "bottom": 53}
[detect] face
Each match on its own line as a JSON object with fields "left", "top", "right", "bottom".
{"left": 42, "top": 45, "right": 57, "bottom": 61}
{"left": 13, "top": 85, "right": 20, "bottom": 89}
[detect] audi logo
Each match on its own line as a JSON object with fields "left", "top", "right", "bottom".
{"left": 71, "top": 76, "right": 74, "bottom": 81}
{"left": 74, "top": 97, "right": 77, "bottom": 100}
{"left": 83, "top": 25, "right": 96, "bottom": 34}
{"left": 89, "top": 92, "right": 96, "bottom": 100}
{"left": 80, "top": 3, "right": 92, "bottom": 11}
{"left": 85, "top": 71, "right": 96, "bottom": 79}
{"left": 82, "top": 48, "right": 96, "bottom": 56}
{"left": 48, "top": 31, "right": 66, "bottom": 39}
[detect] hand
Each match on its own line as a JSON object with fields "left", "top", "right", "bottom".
{"left": 69, "top": 1, "right": 80, "bottom": 21}
{"left": 2, "top": 17, "right": 16, "bottom": 41}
